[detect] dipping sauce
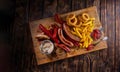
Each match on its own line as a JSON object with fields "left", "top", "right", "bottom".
{"left": 39, "top": 40, "right": 54, "bottom": 54}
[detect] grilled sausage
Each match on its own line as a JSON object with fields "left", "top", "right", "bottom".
{"left": 63, "top": 24, "right": 80, "bottom": 41}
{"left": 55, "top": 43, "right": 70, "bottom": 52}
{"left": 58, "top": 28, "right": 74, "bottom": 47}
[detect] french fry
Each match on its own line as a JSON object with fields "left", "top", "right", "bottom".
{"left": 82, "top": 26, "right": 87, "bottom": 32}
{"left": 76, "top": 28, "right": 82, "bottom": 38}
{"left": 82, "top": 20, "right": 92, "bottom": 26}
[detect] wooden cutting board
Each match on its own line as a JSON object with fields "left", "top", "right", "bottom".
{"left": 29, "top": 6, "right": 107, "bottom": 65}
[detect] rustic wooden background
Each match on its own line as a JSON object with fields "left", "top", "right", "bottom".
{"left": 7, "top": 0, "right": 120, "bottom": 72}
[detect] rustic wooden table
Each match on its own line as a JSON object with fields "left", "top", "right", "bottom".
{"left": 12, "top": 0, "right": 120, "bottom": 72}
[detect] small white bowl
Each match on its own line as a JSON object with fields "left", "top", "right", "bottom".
{"left": 39, "top": 40, "right": 54, "bottom": 55}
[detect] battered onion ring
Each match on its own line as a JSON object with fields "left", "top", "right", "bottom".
{"left": 67, "top": 17, "right": 77, "bottom": 26}
{"left": 74, "top": 21, "right": 82, "bottom": 27}
{"left": 82, "top": 13, "right": 90, "bottom": 21}
{"left": 78, "top": 15, "right": 84, "bottom": 22}
{"left": 66, "top": 13, "right": 76, "bottom": 20}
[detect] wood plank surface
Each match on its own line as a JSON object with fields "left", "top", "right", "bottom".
{"left": 11, "top": 0, "right": 120, "bottom": 72}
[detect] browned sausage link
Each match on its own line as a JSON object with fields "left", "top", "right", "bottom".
{"left": 55, "top": 43, "right": 70, "bottom": 52}
{"left": 60, "top": 30, "right": 74, "bottom": 46}
{"left": 58, "top": 28, "right": 74, "bottom": 47}
{"left": 63, "top": 24, "right": 80, "bottom": 41}
{"left": 58, "top": 28, "right": 73, "bottom": 47}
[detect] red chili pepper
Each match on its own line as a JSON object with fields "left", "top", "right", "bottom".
{"left": 52, "top": 27, "right": 58, "bottom": 38}
{"left": 48, "top": 28, "right": 53, "bottom": 35}
{"left": 39, "top": 24, "right": 52, "bottom": 37}
{"left": 39, "top": 24, "right": 59, "bottom": 43}
{"left": 86, "top": 44, "right": 94, "bottom": 51}
{"left": 52, "top": 30, "right": 59, "bottom": 43}
{"left": 51, "top": 25, "right": 58, "bottom": 35}
{"left": 54, "top": 13, "right": 63, "bottom": 25}
{"left": 51, "top": 24, "right": 59, "bottom": 40}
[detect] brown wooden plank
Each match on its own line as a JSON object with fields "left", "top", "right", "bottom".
{"left": 12, "top": 5, "right": 26, "bottom": 72}
{"left": 67, "top": 57, "right": 80, "bottom": 72}
{"left": 12, "top": 0, "right": 33, "bottom": 72}
{"left": 105, "top": 0, "right": 115, "bottom": 71}
{"left": 57, "top": 0, "right": 71, "bottom": 14}
{"left": 29, "top": 0, "right": 44, "bottom": 21}
{"left": 72, "top": 0, "right": 86, "bottom": 11}
{"left": 53, "top": 59, "right": 68, "bottom": 72}
{"left": 98, "top": 0, "right": 108, "bottom": 72}
{"left": 115, "top": 0, "right": 120, "bottom": 71}
{"left": 43, "top": 0, "right": 57, "bottom": 18}
{"left": 93, "top": 0, "right": 100, "bottom": 15}
{"left": 98, "top": 0, "right": 115, "bottom": 71}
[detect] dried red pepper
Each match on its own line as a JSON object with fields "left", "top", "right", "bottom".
{"left": 39, "top": 24, "right": 59, "bottom": 43}
{"left": 86, "top": 44, "right": 94, "bottom": 51}
{"left": 51, "top": 24, "right": 59, "bottom": 38}
{"left": 39, "top": 24, "right": 52, "bottom": 37}
{"left": 52, "top": 27, "right": 58, "bottom": 38}
{"left": 54, "top": 13, "right": 64, "bottom": 25}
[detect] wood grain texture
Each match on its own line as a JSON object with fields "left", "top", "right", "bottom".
{"left": 115, "top": 0, "right": 120, "bottom": 72}
{"left": 11, "top": 0, "right": 120, "bottom": 72}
